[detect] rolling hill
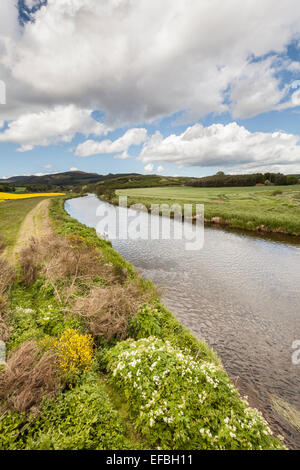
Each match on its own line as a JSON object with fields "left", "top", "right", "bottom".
{"left": 0, "top": 171, "right": 140, "bottom": 186}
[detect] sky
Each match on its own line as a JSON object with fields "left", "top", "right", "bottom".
{"left": 0, "top": 0, "right": 300, "bottom": 179}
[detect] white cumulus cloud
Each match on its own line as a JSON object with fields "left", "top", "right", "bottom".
{"left": 0, "top": 105, "right": 109, "bottom": 151}
{"left": 0, "top": 0, "right": 300, "bottom": 125}
{"left": 230, "top": 58, "right": 289, "bottom": 119}
{"left": 144, "top": 163, "right": 154, "bottom": 173}
{"left": 75, "top": 128, "right": 147, "bottom": 157}
{"left": 138, "top": 123, "right": 300, "bottom": 173}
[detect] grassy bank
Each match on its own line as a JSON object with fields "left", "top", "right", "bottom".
{"left": 0, "top": 197, "right": 49, "bottom": 250}
{"left": 0, "top": 197, "right": 285, "bottom": 450}
{"left": 113, "top": 185, "right": 300, "bottom": 236}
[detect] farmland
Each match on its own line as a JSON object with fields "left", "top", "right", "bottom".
{"left": 0, "top": 192, "right": 65, "bottom": 200}
{"left": 115, "top": 185, "right": 300, "bottom": 236}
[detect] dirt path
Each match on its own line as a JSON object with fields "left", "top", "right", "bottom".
{"left": 9, "top": 199, "right": 51, "bottom": 261}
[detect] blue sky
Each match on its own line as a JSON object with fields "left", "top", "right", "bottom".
{"left": 1, "top": 1, "right": 300, "bottom": 179}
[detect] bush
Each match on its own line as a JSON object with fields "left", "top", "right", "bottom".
{"left": 6, "top": 305, "right": 42, "bottom": 351}
{"left": 7, "top": 294, "right": 83, "bottom": 351}
{"left": 0, "top": 412, "right": 25, "bottom": 450}
{"left": 72, "top": 282, "right": 151, "bottom": 342}
{"left": 54, "top": 329, "right": 94, "bottom": 378}
{"left": 0, "top": 341, "right": 61, "bottom": 413}
{"left": 105, "top": 337, "right": 285, "bottom": 450}
{"left": 49, "top": 198, "right": 135, "bottom": 278}
{"left": 19, "top": 233, "right": 114, "bottom": 303}
{"left": 132, "top": 302, "right": 220, "bottom": 364}
{"left": 23, "top": 373, "right": 143, "bottom": 450}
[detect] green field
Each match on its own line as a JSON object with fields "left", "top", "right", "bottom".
{"left": 0, "top": 197, "right": 47, "bottom": 248}
{"left": 116, "top": 185, "right": 300, "bottom": 235}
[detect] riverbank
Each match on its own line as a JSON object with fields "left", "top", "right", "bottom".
{"left": 105, "top": 185, "right": 300, "bottom": 237}
{"left": 0, "top": 196, "right": 286, "bottom": 450}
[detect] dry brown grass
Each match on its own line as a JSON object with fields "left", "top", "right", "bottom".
{"left": 19, "top": 233, "right": 113, "bottom": 303}
{"left": 19, "top": 237, "right": 39, "bottom": 287}
{"left": 0, "top": 257, "right": 16, "bottom": 341}
{"left": 0, "top": 257, "right": 15, "bottom": 297}
{"left": 0, "top": 314, "right": 12, "bottom": 342}
{"left": 0, "top": 341, "right": 61, "bottom": 414}
{"left": 0, "top": 235, "right": 6, "bottom": 254}
{"left": 72, "top": 281, "right": 150, "bottom": 341}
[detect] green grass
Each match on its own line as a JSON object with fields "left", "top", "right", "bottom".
{"left": 15, "top": 187, "right": 27, "bottom": 194}
{"left": 0, "top": 372, "right": 145, "bottom": 450}
{"left": 0, "top": 197, "right": 47, "bottom": 248}
{"left": 115, "top": 185, "right": 300, "bottom": 235}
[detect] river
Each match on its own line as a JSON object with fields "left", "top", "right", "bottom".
{"left": 65, "top": 194, "right": 300, "bottom": 449}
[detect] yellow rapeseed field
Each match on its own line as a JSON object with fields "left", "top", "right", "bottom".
{"left": 0, "top": 192, "right": 65, "bottom": 200}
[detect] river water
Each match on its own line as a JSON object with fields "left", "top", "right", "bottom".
{"left": 65, "top": 194, "right": 300, "bottom": 449}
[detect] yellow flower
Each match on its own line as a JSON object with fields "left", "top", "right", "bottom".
{"left": 54, "top": 328, "right": 94, "bottom": 375}
{"left": 0, "top": 192, "right": 65, "bottom": 200}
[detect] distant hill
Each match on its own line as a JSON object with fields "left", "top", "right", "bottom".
{"left": 2, "top": 170, "right": 297, "bottom": 190}
{"left": 95, "top": 174, "right": 195, "bottom": 191}
{"left": 0, "top": 171, "right": 140, "bottom": 186}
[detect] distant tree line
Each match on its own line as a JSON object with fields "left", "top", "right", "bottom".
{"left": 22, "top": 184, "right": 84, "bottom": 193}
{"left": 94, "top": 184, "right": 116, "bottom": 200}
{"left": 24, "top": 184, "right": 61, "bottom": 192}
{"left": 0, "top": 183, "right": 80, "bottom": 193}
{"left": 188, "top": 172, "right": 300, "bottom": 188}
{"left": 0, "top": 184, "right": 15, "bottom": 192}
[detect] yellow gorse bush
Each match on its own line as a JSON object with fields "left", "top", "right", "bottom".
{"left": 54, "top": 329, "right": 94, "bottom": 375}
{"left": 0, "top": 193, "right": 65, "bottom": 200}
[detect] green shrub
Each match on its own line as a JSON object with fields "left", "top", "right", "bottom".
{"left": 7, "top": 305, "right": 43, "bottom": 351}
{"left": 105, "top": 337, "right": 285, "bottom": 450}
{"left": 0, "top": 412, "right": 25, "bottom": 450}
{"left": 132, "top": 305, "right": 162, "bottom": 338}
{"left": 132, "top": 302, "right": 220, "bottom": 364}
{"left": 8, "top": 284, "right": 83, "bottom": 351}
{"left": 24, "top": 373, "right": 143, "bottom": 450}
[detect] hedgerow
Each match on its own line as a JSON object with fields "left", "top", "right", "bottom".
{"left": 105, "top": 337, "right": 285, "bottom": 450}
